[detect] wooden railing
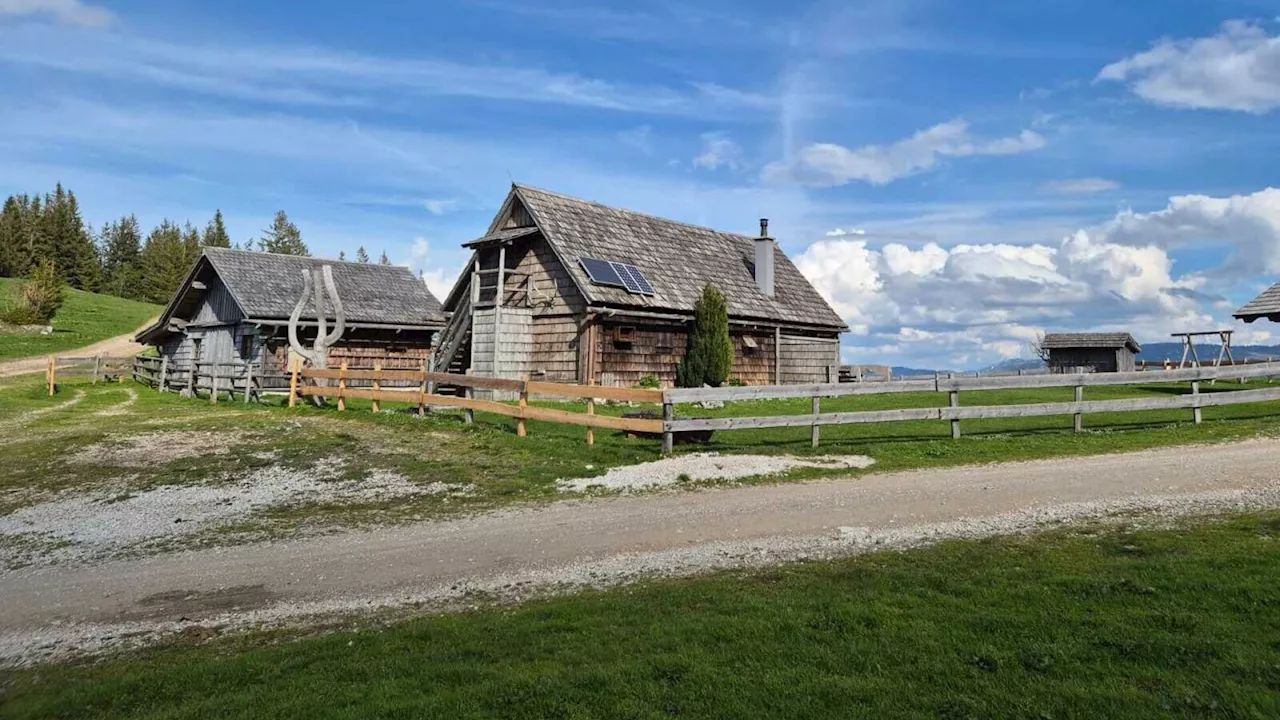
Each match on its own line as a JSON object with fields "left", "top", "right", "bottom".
{"left": 661, "top": 362, "right": 1280, "bottom": 452}
{"left": 133, "top": 355, "right": 280, "bottom": 403}
{"left": 290, "top": 363, "right": 665, "bottom": 442}
{"left": 43, "top": 355, "right": 136, "bottom": 395}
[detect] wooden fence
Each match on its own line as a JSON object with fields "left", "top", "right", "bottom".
{"left": 132, "top": 356, "right": 282, "bottom": 403}
{"left": 290, "top": 362, "right": 664, "bottom": 443}
{"left": 43, "top": 355, "right": 137, "bottom": 395}
{"left": 662, "top": 361, "right": 1280, "bottom": 452}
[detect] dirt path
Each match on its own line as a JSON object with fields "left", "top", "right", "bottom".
{"left": 0, "top": 327, "right": 151, "bottom": 378}
{"left": 3, "top": 438, "right": 1280, "bottom": 664}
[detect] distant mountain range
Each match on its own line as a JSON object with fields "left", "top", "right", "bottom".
{"left": 883, "top": 343, "right": 1280, "bottom": 377}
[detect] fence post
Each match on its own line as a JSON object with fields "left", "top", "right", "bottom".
{"left": 1073, "top": 385, "right": 1083, "bottom": 432}
{"left": 187, "top": 361, "right": 195, "bottom": 396}
{"left": 372, "top": 363, "right": 382, "bottom": 414}
{"left": 159, "top": 356, "right": 168, "bottom": 392}
{"left": 949, "top": 390, "right": 961, "bottom": 439}
{"left": 586, "top": 380, "right": 595, "bottom": 446}
{"left": 337, "top": 361, "right": 348, "bottom": 412}
{"left": 662, "top": 396, "right": 674, "bottom": 455}
{"left": 811, "top": 395, "right": 820, "bottom": 448}
{"left": 47, "top": 355, "right": 55, "bottom": 396}
{"left": 92, "top": 355, "right": 100, "bottom": 385}
{"left": 243, "top": 358, "right": 253, "bottom": 404}
{"left": 516, "top": 378, "right": 528, "bottom": 437}
{"left": 418, "top": 360, "right": 427, "bottom": 417}
{"left": 210, "top": 362, "right": 219, "bottom": 404}
{"left": 1191, "top": 380, "right": 1202, "bottom": 424}
{"left": 288, "top": 358, "right": 299, "bottom": 407}
{"left": 464, "top": 369, "right": 474, "bottom": 425}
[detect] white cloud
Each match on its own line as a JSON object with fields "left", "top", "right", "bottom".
{"left": 405, "top": 237, "right": 459, "bottom": 300}
{"left": 691, "top": 133, "right": 744, "bottom": 170}
{"left": 0, "top": 23, "right": 773, "bottom": 117}
{"left": 1042, "top": 178, "right": 1120, "bottom": 195}
{"left": 423, "top": 198, "right": 458, "bottom": 215}
{"left": 1097, "top": 20, "right": 1280, "bottom": 112}
{"left": 0, "top": 0, "right": 114, "bottom": 27}
{"left": 763, "top": 118, "right": 1045, "bottom": 187}
{"left": 793, "top": 189, "right": 1280, "bottom": 367}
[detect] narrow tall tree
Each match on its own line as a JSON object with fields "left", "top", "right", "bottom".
{"left": 0, "top": 195, "right": 26, "bottom": 277}
{"left": 378, "top": 250, "right": 391, "bottom": 265}
{"left": 676, "top": 283, "right": 733, "bottom": 388}
{"left": 139, "top": 220, "right": 192, "bottom": 304}
{"left": 257, "top": 210, "right": 308, "bottom": 256}
{"left": 355, "top": 246, "right": 369, "bottom": 263}
{"left": 100, "top": 215, "right": 143, "bottom": 299}
{"left": 202, "top": 209, "right": 232, "bottom": 248}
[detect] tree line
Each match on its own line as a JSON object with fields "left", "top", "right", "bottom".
{"left": 0, "top": 184, "right": 395, "bottom": 308}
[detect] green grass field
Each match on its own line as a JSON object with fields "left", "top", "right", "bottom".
{"left": 0, "top": 278, "right": 159, "bottom": 361}
{"left": 4, "top": 514, "right": 1279, "bottom": 719}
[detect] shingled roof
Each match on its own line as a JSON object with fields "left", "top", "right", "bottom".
{"left": 138, "top": 248, "right": 444, "bottom": 343}
{"left": 1042, "top": 332, "right": 1141, "bottom": 353}
{"left": 1234, "top": 281, "right": 1280, "bottom": 322}
{"left": 474, "top": 184, "right": 847, "bottom": 330}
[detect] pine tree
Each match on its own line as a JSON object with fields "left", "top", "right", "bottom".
{"left": 1, "top": 259, "right": 64, "bottom": 325}
{"left": 202, "top": 209, "right": 232, "bottom": 248}
{"left": 0, "top": 195, "right": 25, "bottom": 277}
{"left": 355, "top": 246, "right": 369, "bottom": 263}
{"left": 676, "top": 283, "right": 733, "bottom": 388}
{"left": 100, "top": 215, "right": 143, "bottom": 298}
{"left": 257, "top": 210, "right": 308, "bottom": 256}
{"left": 338, "top": 251, "right": 346, "bottom": 261}
{"left": 139, "top": 220, "right": 191, "bottom": 304}
{"left": 378, "top": 250, "right": 390, "bottom": 265}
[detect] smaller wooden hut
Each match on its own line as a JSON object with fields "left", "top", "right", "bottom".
{"left": 1041, "top": 332, "right": 1140, "bottom": 373}
{"left": 136, "top": 248, "right": 445, "bottom": 388}
{"left": 1234, "top": 281, "right": 1280, "bottom": 324}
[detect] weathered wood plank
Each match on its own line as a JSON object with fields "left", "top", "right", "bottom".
{"left": 668, "top": 408, "right": 940, "bottom": 432}
{"left": 525, "top": 381, "right": 662, "bottom": 403}
{"left": 665, "top": 378, "right": 936, "bottom": 403}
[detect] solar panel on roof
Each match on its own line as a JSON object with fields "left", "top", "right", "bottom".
{"left": 611, "top": 262, "right": 655, "bottom": 295}
{"left": 579, "top": 257, "right": 624, "bottom": 287}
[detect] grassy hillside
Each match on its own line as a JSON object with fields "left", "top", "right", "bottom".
{"left": 5, "top": 515, "right": 1279, "bottom": 718}
{"left": 0, "top": 277, "right": 159, "bottom": 361}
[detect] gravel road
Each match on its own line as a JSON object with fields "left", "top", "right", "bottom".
{"left": 3, "top": 438, "right": 1279, "bottom": 665}
{"left": 0, "top": 327, "right": 149, "bottom": 378}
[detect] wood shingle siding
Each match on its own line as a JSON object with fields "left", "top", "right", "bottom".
{"left": 779, "top": 334, "right": 840, "bottom": 384}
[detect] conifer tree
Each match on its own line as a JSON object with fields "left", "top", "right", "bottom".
{"left": 139, "top": 220, "right": 190, "bottom": 304}
{"left": 202, "top": 209, "right": 232, "bottom": 248}
{"left": 378, "top": 250, "right": 391, "bottom": 265}
{"left": 100, "top": 215, "right": 142, "bottom": 298}
{"left": 676, "top": 283, "right": 733, "bottom": 388}
{"left": 355, "top": 246, "right": 369, "bottom": 263}
{"left": 0, "top": 195, "right": 26, "bottom": 277}
{"left": 338, "top": 251, "right": 346, "bottom": 261}
{"left": 257, "top": 210, "right": 308, "bottom": 255}
{"left": 2, "top": 259, "right": 64, "bottom": 325}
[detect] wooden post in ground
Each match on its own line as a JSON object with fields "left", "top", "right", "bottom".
{"left": 210, "top": 362, "right": 219, "bottom": 404}
{"left": 811, "top": 395, "right": 820, "bottom": 448}
{"left": 288, "top": 358, "right": 299, "bottom": 407}
{"left": 1191, "top": 380, "right": 1202, "bottom": 424}
{"left": 585, "top": 380, "right": 595, "bottom": 446}
{"left": 949, "top": 391, "right": 961, "bottom": 439}
{"left": 46, "top": 355, "right": 54, "bottom": 396}
{"left": 243, "top": 358, "right": 254, "bottom": 404}
{"left": 661, "top": 398, "right": 674, "bottom": 455}
{"left": 159, "top": 356, "right": 168, "bottom": 392}
{"left": 463, "top": 369, "right": 475, "bottom": 425}
{"left": 417, "top": 360, "right": 427, "bottom": 417}
{"left": 187, "top": 361, "right": 196, "bottom": 395}
{"left": 372, "top": 363, "right": 382, "bottom": 414}
{"left": 92, "top": 356, "right": 100, "bottom": 385}
{"left": 337, "top": 361, "right": 348, "bottom": 412}
{"left": 516, "top": 378, "right": 528, "bottom": 437}
{"left": 1073, "top": 385, "right": 1084, "bottom": 432}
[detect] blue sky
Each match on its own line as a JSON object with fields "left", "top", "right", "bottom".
{"left": 2, "top": 0, "right": 1280, "bottom": 368}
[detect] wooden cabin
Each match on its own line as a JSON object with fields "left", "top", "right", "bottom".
{"left": 433, "top": 184, "right": 848, "bottom": 392}
{"left": 1234, "top": 281, "right": 1280, "bottom": 324}
{"left": 1041, "top": 332, "right": 1140, "bottom": 373}
{"left": 137, "top": 248, "right": 445, "bottom": 387}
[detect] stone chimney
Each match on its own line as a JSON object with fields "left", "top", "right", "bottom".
{"left": 754, "top": 218, "right": 775, "bottom": 297}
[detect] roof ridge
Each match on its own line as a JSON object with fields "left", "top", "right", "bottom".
{"left": 513, "top": 183, "right": 761, "bottom": 242}
{"left": 204, "top": 246, "right": 419, "bottom": 273}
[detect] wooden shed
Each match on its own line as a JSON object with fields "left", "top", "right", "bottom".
{"left": 432, "top": 184, "right": 847, "bottom": 391}
{"left": 1041, "top": 332, "right": 1141, "bottom": 373}
{"left": 136, "top": 248, "right": 445, "bottom": 385}
{"left": 1234, "top": 281, "right": 1280, "bottom": 324}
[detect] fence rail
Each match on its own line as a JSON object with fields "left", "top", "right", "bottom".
{"left": 662, "top": 361, "right": 1280, "bottom": 451}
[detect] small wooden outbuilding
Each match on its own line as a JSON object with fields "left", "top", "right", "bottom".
{"left": 1234, "top": 281, "right": 1280, "bottom": 324}
{"left": 1041, "top": 332, "right": 1141, "bottom": 373}
{"left": 433, "top": 184, "right": 848, "bottom": 389}
{"left": 136, "top": 248, "right": 445, "bottom": 384}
